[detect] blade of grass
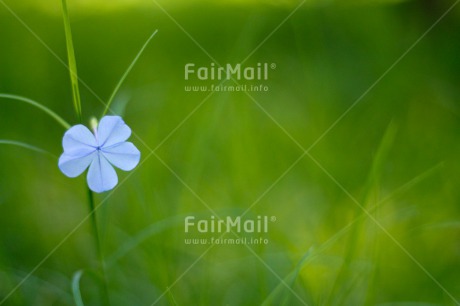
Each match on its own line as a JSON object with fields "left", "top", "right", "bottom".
{"left": 61, "top": 0, "right": 82, "bottom": 122}
{"left": 0, "top": 140, "right": 56, "bottom": 158}
{"left": 379, "top": 162, "right": 444, "bottom": 204}
{"left": 328, "top": 121, "right": 398, "bottom": 305}
{"left": 109, "top": 92, "right": 131, "bottom": 118}
{"left": 167, "top": 289, "right": 179, "bottom": 306}
{"left": 366, "top": 120, "right": 398, "bottom": 195}
{"left": 105, "top": 215, "right": 184, "bottom": 267}
{"left": 101, "top": 29, "right": 158, "bottom": 117}
{"left": 71, "top": 270, "right": 85, "bottom": 306}
{"left": 60, "top": 2, "right": 110, "bottom": 304}
{"left": 262, "top": 163, "right": 443, "bottom": 305}
{"left": 87, "top": 189, "right": 110, "bottom": 306}
{"left": 0, "top": 94, "right": 70, "bottom": 129}
{"left": 349, "top": 164, "right": 444, "bottom": 235}
{"left": 262, "top": 230, "right": 357, "bottom": 304}
{"left": 261, "top": 248, "right": 315, "bottom": 306}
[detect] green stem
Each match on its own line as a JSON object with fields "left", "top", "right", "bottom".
{"left": 101, "top": 29, "right": 158, "bottom": 117}
{"left": 87, "top": 189, "right": 110, "bottom": 306}
{"left": 61, "top": 0, "right": 82, "bottom": 122}
{"left": 0, "top": 140, "right": 56, "bottom": 157}
{"left": 0, "top": 94, "right": 71, "bottom": 129}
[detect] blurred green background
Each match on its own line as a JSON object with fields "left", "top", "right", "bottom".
{"left": 1, "top": 0, "right": 460, "bottom": 305}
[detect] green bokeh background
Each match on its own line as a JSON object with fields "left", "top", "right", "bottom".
{"left": 1, "top": 0, "right": 459, "bottom": 305}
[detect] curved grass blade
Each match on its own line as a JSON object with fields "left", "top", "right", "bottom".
{"left": 109, "top": 91, "right": 131, "bottom": 118}
{"left": 102, "top": 29, "right": 159, "bottom": 117}
{"left": 0, "top": 94, "right": 70, "bottom": 129}
{"left": 9, "top": 268, "right": 73, "bottom": 303}
{"left": 71, "top": 270, "right": 85, "bottom": 306}
{"left": 261, "top": 163, "right": 443, "bottom": 305}
{"left": 167, "top": 290, "right": 179, "bottom": 306}
{"left": 261, "top": 225, "right": 362, "bottom": 306}
{"left": 378, "top": 162, "right": 444, "bottom": 205}
{"left": 330, "top": 121, "right": 397, "bottom": 305}
{"left": 0, "top": 140, "right": 56, "bottom": 158}
{"left": 61, "top": 0, "right": 82, "bottom": 122}
{"left": 106, "top": 215, "right": 183, "bottom": 267}
{"left": 261, "top": 160, "right": 443, "bottom": 305}
{"left": 365, "top": 120, "right": 398, "bottom": 195}
{"left": 261, "top": 248, "right": 315, "bottom": 306}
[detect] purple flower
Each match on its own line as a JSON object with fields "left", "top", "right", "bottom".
{"left": 58, "top": 116, "right": 140, "bottom": 193}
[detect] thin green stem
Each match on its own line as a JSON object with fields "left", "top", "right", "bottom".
{"left": 0, "top": 140, "right": 56, "bottom": 158}
{"left": 0, "top": 94, "right": 70, "bottom": 129}
{"left": 87, "top": 189, "right": 110, "bottom": 306}
{"left": 61, "top": 0, "right": 82, "bottom": 122}
{"left": 60, "top": 1, "right": 110, "bottom": 304}
{"left": 71, "top": 270, "right": 85, "bottom": 306}
{"left": 101, "top": 29, "right": 158, "bottom": 117}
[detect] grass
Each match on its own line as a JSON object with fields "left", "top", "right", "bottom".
{"left": 61, "top": 0, "right": 82, "bottom": 123}
{"left": 102, "top": 29, "right": 159, "bottom": 117}
{"left": 0, "top": 1, "right": 460, "bottom": 305}
{"left": 0, "top": 94, "right": 70, "bottom": 129}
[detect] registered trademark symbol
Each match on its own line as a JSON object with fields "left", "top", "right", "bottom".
{"left": 270, "top": 63, "right": 276, "bottom": 69}
{"left": 270, "top": 216, "right": 276, "bottom": 222}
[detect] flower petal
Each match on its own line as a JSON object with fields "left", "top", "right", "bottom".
{"left": 58, "top": 151, "right": 96, "bottom": 178}
{"left": 102, "top": 142, "right": 141, "bottom": 171}
{"left": 97, "top": 116, "right": 131, "bottom": 147}
{"left": 87, "top": 153, "right": 118, "bottom": 193}
{"left": 63, "top": 125, "right": 97, "bottom": 153}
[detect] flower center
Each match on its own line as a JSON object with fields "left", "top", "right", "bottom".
{"left": 96, "top": 146, "right": 102, "bottom": 151}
